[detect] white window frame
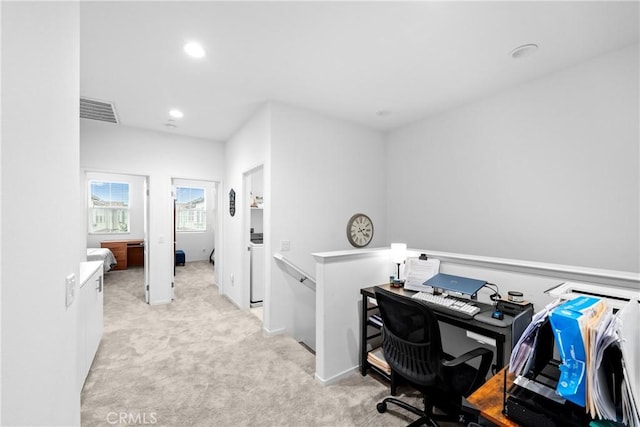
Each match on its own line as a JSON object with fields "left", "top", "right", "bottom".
{"left": 88, "top": 180, "right": 130, "bottom": 234}
{"left": 175, "top": 186, "right": 206, "bottom": 232}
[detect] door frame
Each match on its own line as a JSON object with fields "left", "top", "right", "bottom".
{"left": 83, "top": 169, "right": 150, "bottom": 303}
{"left": 171, "top": 177, "right": 220, "bottom": 292}
{"left": 242, "top": 165, "right": 264, "bottom": 310}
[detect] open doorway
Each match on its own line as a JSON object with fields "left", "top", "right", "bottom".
{"left": 243, "top": 166, "right": 265, "bottom": 320}
{"left": 171, "top": 178, "right": 218, "bottom": 295}
{"left": 85, "top": 171, "right": 149, "bottom": 303}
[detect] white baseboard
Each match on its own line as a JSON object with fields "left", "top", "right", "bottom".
{"left": 314, "top": 366, "right": 359, "bottom": 386}
{"left": 148, "top": 298, "right": 172, "bottom": 305}
{"left": 262, "top": 326, "right": 286, "bottom": 336}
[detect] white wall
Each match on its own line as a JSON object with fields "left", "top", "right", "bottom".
{"left": 313, "top": 248, "right": 639, "bottom": 384}
{"left": 0, "top": 1, "right": 3, "bottom": 414}
{"left": 86, "top": 172, "right": 146, "bottom": 248}
{"left": 387, "top": 45, "right": 640, "bottom": 273}
{"left": 80, "top": 120, "right": 225, "bottom": 304}
{"left": 1, "top": 3, "right": 82, "bottom": 425}
{"left": 221, "top": 101, "right": 388, "bottom": 345}
{"left": 222, "top": 105, "right": 270, "bottom": 310}
{"left": 269, "top": 102, "right": 388, "bottom": 341}
{"left": 173, "top": 178, "right": 217, "bottom": 262}
{"left": 314, "top": 248, "right": 391, "bottom": 383}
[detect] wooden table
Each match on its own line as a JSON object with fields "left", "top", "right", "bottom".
{"left": 466, "top": 367, "right": 519, "bottom": 427}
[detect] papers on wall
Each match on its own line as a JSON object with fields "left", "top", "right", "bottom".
{"left": 403, "top": 257, "right": 440, "bottom": 292}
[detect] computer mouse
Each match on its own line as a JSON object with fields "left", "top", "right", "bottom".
{"left": 491, "top": 310, "right": 504, "bottom": 320}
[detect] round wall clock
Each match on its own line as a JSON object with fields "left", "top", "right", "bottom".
{"left": 346, "top": 213, "right": 374, "bottom": 248}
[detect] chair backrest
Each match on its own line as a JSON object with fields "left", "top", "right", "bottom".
{"left": 374, "top": 287, "right": 443, "bottom": 387}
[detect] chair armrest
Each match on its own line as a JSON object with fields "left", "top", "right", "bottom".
{"left": 442, "top": 347, "right": 493, "bottom": 396}
{"left": 441, "top": 347, "right": 492, "bottom": 368}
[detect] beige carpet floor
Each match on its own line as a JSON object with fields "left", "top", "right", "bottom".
{"left": 80, "top": 261, "right": 465, "bottom": 427}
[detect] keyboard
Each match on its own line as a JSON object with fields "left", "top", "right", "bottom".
{"left": 411, "top": 292, "right": 481, "bottom": 319}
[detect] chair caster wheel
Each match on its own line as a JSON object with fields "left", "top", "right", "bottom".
{"left": 377, "top": 402, "right": 387, "bottom": 413}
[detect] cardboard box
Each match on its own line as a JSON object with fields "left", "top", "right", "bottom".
{"left": 548, "top": 296, "right": 604, "bottom": 407}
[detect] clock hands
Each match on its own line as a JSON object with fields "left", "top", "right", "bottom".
{"left": 353, "top": 227, "right": 370, "bottom": 236}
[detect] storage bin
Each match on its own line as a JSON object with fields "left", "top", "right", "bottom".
{"left": 175, "top": 250, "right": 185, "bottom": 266}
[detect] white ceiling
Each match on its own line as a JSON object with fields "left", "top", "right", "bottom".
{"left": 80, "top": 1, "right": 639, "bottom": 142}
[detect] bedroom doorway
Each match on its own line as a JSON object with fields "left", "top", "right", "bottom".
{"left": 85, "top": 171, "right": 150, "bottom": 303}
{"left": 171, "top": 178, "right": 218, "bottom": 293}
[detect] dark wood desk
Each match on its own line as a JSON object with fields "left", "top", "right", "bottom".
{"left": 360, "top": 284, "right": 513, "bottom": 380}
{"left": 101, "top": 239, "right": 144, "bottom": 270}
{"left": 466, "top": 368, "right": 519, "bottom": 427}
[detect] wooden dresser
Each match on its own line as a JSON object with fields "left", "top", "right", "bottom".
{"left": 100, "top": 239, "right": 144, "bottom": 270}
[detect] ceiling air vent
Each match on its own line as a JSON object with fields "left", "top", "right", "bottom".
{"left": 80, "top": 97, "right": 119, "bottom": 124}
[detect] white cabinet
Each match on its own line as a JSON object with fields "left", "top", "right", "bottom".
{"left": 78, "top": 261, "right": 104, "bottom": 390}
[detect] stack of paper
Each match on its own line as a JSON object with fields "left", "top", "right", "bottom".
{"left": 510, "top": 296, "right": 639, "bottom": 426}
{"left": 587, "top": 303, "right": 616, "bottom": 419}
{"left": 587, "top": 300, "right": 639, "bottom": 426}
{"left": 549, "top": 296, "right": 607, "bottom": 407}
{"left": 509, "top": 299, "right": 562, "bottom": 376}
{"left": 403, "top": 257, "right": 440, "bottom": 292}
{"left": 618, "top": 300, "right": 639, "bottom": 426}
{"left": 368, "top": 314, "right": 383, "bottom": 328}
{"left": 367, "top": 347, "right": 391, "bottom": 375}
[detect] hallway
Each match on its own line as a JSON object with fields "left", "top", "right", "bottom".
{"left": 80, "top": 261, "right": 420, "bottom": 426}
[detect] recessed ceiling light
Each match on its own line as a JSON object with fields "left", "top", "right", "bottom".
{"left": 510, "top": 44, "right": 539, "bottom": 59}
{"left": 169, "top": 109, "right": 184, "bottom": 119}
{"left": 184, "top": 41, "right": 205, "bottom": 59}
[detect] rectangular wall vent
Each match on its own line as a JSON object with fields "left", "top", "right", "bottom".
{"left": 80, "top": 97, "right": 119, "bottom": 124}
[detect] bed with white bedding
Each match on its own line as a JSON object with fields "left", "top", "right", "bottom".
{"left": 87, "top": 248, "right": 117, "bottom": 273}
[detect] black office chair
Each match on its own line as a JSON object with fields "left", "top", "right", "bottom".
{"left": 374, "top": 287, "right": 493, "bottom": 427}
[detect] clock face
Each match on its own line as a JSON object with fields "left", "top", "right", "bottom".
{"left": 347, "top": 213, "right": 374, "bottom": 248}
